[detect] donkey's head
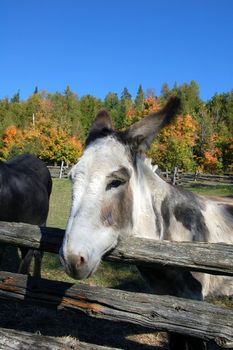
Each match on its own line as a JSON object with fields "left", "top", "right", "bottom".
{"left": 60, "top": 97, "right": 180, "bottom": 279}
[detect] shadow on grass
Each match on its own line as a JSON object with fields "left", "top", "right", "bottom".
{"left": 0, "top": 299, "right": 167, "bottom": 349}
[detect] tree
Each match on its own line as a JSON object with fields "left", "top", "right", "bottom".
{"left": 104, "top": 92, "right": 121, "bottom": 129}
{"left": 121, "top": 87, "right": 132, "bottom": 102}
{"left": 0, "top": 115, "right": 83, "bottom": 164}
{"left": 114, "top": 88, "right": 133, "bottom": 129}
{"left": 34, "top": 86, "right": 38, "bottom": 94}
{"left": 148, "top": 114, "right": 198, "bottom": 171}
{"left": 134, "top": 84, "right": 144, "bottom": 112}
{"left": 23, "top": 92, "right": 43, "bottom": 128}
{"left": 11, "top": 91, "right": 20, "bottom": 103}
{"left": 104, "top": 92, "right": 119, "bottom": 110}
{"left": 79, "top": 95, "right": 103, "bottom": 138}
{"left": 160, "top": 83, "right": 174, "bottom": 106}
{"left": 161, "top": 81, "right": 201, "bottom": 116}
{"left": 47, "top": 87, "right": 82, "bottom": 138}
{"left": 0, "top": 85, "right": 232, "bottom": 173}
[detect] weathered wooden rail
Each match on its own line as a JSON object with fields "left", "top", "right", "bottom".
{"left": 0, "top": 270, "right": 233, "bottom": 348}
{"left": 0, "top": 326, "right": 120, "bottom": 350}
{"left": 1, "top": 221, "right": 233, "bottom": 276}
{"left": 1, "top": 221, "right": 233, "bottom": 348}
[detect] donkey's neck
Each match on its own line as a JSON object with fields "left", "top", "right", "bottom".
{"left": 131, "top": 158, "right": 171, "bottom": 240}
{"left": 132, "top": 158, "right": 213, "bottom": 242}
{"left": 134, "top": 159, "right": 233, "bottom": 243}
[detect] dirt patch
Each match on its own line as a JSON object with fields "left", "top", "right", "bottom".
{"left": 202, "top": 194, "right": 233, "bottom": 205}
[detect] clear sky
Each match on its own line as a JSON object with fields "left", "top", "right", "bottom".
{"left": 1, "top": 0, "right": 233, "bottom": 101}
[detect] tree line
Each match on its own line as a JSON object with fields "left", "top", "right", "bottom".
{"left": 0, "top": 81, "right": 232, "bottom": 173}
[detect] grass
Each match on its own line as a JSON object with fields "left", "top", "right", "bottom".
{"left": 185, "top": 183, "right": 233, "bottom": 196}
{"left": 42, "top": 179, "right": 232, "bottom": 289}
{"left": 47, "top": 178, "right": 72, "bottom": 229}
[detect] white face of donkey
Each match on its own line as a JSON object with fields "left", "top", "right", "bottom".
{"left": 60, "top": 97, "right": 180, "bottom": 279}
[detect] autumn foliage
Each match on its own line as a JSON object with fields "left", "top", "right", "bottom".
{"left": 0, "top": 115, "right": 83, "bottom": 164}
{"left": 148, "top": 114, "right": 198, "bottom": 171}
{"left": 0, "top": 84, "right": 232, "bottom": 172}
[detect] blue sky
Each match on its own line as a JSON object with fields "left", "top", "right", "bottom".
{"left": 1, "top": 0, "right": 233, "bottom": 101}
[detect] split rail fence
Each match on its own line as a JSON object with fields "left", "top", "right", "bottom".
{"left": 0, "top": 221, "right": 233, "bottom": 349}
{"left": 162, "top": 168, "right": 233, "bottom": 186}
{"left": 48, "top": 164, "right": 233, "bottom": 188}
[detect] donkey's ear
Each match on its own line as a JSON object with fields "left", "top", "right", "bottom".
{"left": 85, "top": 110, "right": 113, "bottom": 147}
{"left": 125, "top": 96, "right": 181, "bottom": 153}
{"left": 90, "top": 110, "right": 113, "bottom": 134}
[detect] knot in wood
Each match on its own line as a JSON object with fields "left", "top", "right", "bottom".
{"left": 150, "top": 311, "right": 158, "bottom": 319}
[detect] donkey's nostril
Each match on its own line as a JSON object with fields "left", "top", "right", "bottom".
{"left": 66, "top": 253, "right": 88, "bottom": 277}
{"left": 76, "top": 254, "right": 86, "bottom": 268}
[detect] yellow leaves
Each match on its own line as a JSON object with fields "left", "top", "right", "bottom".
{"left": 147, "top": 114, "right": 199, "bottom": 171}
{"left": 126, "top": 96, "right": 161, "bottom": 126}
{"left": 0, "top": 125, "right": 18, "bottom": 159}
{"left": 3, "top": 125, "right": 17, "bottom": 138}
{"left": 143, "top": 96, "right": 160, "bottom": 115}
{"left": 0, "top": 113, "right": 83, "bottom": 164}
{"left": 161, "top": 114, "right": 198, "bottom": 146}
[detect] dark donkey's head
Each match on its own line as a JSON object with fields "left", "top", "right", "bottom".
{"left": 60, "top": 97, "right": 181, "bottom": 279}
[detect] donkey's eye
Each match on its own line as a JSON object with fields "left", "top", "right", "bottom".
{"left": 106, "top": 179, "right": 125, "bottom": 191}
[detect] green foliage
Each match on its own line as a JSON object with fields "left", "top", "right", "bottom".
{"left": 160, "top": 80, "right": 201, "bottom": 116}
{"left": 79, "top": 95, "right": 103, "bottom": 139}
{"left": 0, "top": 83, "right": 232, "bottom": 172}
{"left": 134, "top": 84, "right": 144, "bottom": 112}
{"left": 11, "top": 91, "right": 20, "bottom": 103}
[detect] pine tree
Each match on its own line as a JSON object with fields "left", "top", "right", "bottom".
{"left": 11, "top": 91, "right": 20, "bottom": 103}
{"left": 121, "top": 87, "right": 132, "bottom": 102}
{"left": 104, "top": 92, "right": 119, "bottom": 110}
{"left": 34, "top": 86, "right": 38, "bottom": 94}
{"left": 134, "top": 84, "right": 144, "bottom": 111}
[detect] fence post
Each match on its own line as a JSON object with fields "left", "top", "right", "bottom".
{"left": 59, "top": 161, "right": 64, "bottom": 179}
{"left": 172, "top": 167, "right": 177, "bottom": 186}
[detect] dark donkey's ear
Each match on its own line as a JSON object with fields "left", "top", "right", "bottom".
{"left": 125, "top": 96, "right": 181, "bottom": 153}
{"left": 86, "top": 110, "right": 113, "bottom": 147}
{"left": 90, "top": 110, "right": 113, "bottom": 133}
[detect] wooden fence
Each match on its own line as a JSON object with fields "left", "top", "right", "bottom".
{"left": 47, "top": 162, "right": 71, "bottom": 179}
{"left": 0, "top": 222, "right": 233, "bottom": 349}
{"left": 162, "top": 168, "right": 233, "bottom": 186}
{"left": 48, "top": 164, "right": 233, "bottom": 187}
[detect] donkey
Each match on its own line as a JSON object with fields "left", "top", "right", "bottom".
{"left": 0, "top": 154, "right": 52, "bottom": 277}
{"left": 60, "top": 97, "right": 233, "bottom": 349}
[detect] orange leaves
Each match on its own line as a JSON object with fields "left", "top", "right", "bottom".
{"left": 36, "top": 123, "right": 83, "bottom": 164}
{"left": 125, "top": 95, "right": 161, "bottom": 126}
{"left": 3, "top": 125, "right": 17, "bottom": 138}
{"left": 0, "top": 125, "right": 18, "bottom": 159}
{"left": 200, "top": 133, "right": 223, "bottom": 173}
{"left": 148, "top": 114, "right": 198, "bottom": 171}
{"left": 0, "top": 114, "right": 83, "bottom": 164}
{"left": 161, "top": 115, "right": 198, "bottom": 146}
{"left": 143, "top": 96, "right": 160, "bottom": 115}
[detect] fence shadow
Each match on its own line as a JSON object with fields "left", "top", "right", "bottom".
{"left": 0, "top": 296, "right": 166, "bottom": 350}
{"left": 0, "top": 244, "right": 21, "bottom": 273}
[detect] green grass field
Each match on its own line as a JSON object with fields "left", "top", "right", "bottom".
{"left": 42, "top": 178, "right": 233, "bottom": 288}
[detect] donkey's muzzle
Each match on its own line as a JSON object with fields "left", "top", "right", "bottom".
{"left": 61, "top": 252, "right": 91, "bottom": 279}
{"left": 68, "top": 253, "right": 86, "bottom": 272}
